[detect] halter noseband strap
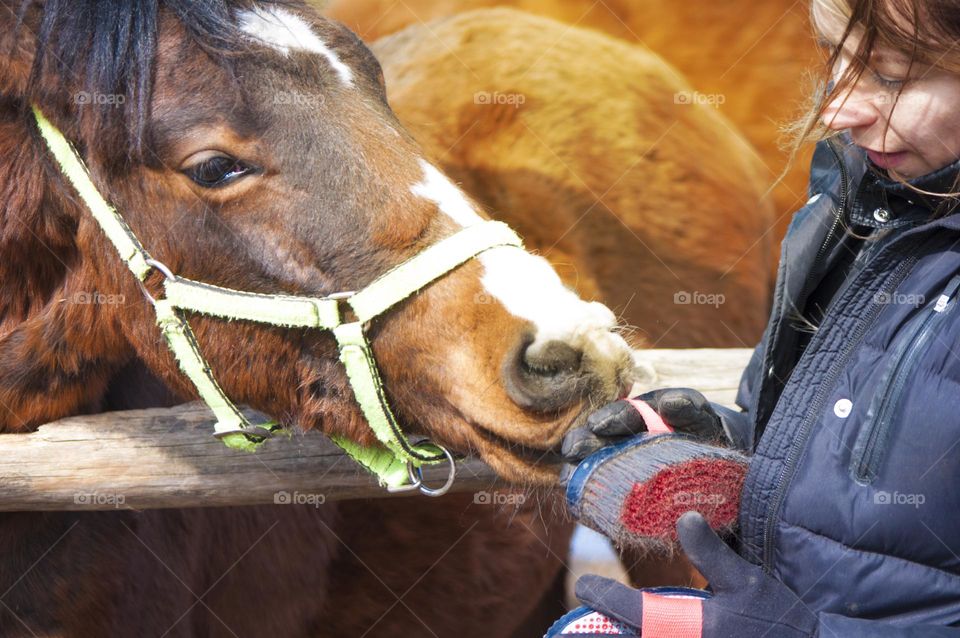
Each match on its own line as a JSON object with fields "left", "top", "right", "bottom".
{"left": 32, "top": 106, "right": 524, "bottom": 495}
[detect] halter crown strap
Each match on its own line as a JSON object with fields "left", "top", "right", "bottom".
{"left": 31, "top": 105, "right": 525, "bottom": 492}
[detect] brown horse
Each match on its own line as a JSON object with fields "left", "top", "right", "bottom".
{"left": 0, "top": 1, "right": 636, "bottom": 636}
{"left": 324, "top": 0, "right": 820, "bottom": 240}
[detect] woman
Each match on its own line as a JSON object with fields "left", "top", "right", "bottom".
{"left": 553, "top": 0, "right": 960, "bottom": 635}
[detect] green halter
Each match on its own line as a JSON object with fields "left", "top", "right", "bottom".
{"left": 32, "top": 106, "right": 524, "bottom": 495}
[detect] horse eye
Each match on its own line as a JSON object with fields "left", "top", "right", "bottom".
{"left": 185, "top": 156, "right": 257, "bottom": 188}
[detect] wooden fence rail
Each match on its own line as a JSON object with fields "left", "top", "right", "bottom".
{"left": 0, "top": 348, "right": 752, "bottom": 511}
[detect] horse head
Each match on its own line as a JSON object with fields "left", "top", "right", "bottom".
{"left": 0, "top": 0, "right": 635, "bottom": 483}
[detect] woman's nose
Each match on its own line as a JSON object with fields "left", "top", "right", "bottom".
{"left": 821, "top": 86, "right": 881, "bottom": 131}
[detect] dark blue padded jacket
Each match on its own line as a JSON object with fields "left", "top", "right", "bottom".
{"left": 716, "top": 135, "right": 960, "bottom": 636}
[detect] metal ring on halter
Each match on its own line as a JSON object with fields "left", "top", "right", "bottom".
{"left": 386, "top": 472, "right": 422, "bottom": 494}
{"left": 146, "top": 258, "right": 176, "bottom": 281}
{"left": 137, "top": 258, "right": 177, "bottom": 306}
{"left": 407, "top": 445, "right": 457, "bottom": 497}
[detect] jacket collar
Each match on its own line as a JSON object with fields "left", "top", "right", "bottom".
{"left": 848, "top": 145, "right": 960, "bottom": 229}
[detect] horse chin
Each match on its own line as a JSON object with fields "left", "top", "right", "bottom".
{"left": 464, "top": 405, "right": 595, "bottom": 487}
{"left": 482, "top": 448, "right": 563, "bottom": 486}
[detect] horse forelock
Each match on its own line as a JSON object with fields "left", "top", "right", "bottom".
{"left": 9, "top": 0, "right": 311, "bottom": 159}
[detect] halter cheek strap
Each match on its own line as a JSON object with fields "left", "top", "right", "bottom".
{"left": 32, "top": 105, "right": 524, "bottom": 495}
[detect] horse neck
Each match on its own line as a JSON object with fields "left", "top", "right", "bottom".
{"left": 0, "top": 106, "right": 134, "bottom": 432}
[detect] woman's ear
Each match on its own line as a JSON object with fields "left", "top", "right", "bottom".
{"left": 0, "top": 1, "right": 39, "bottom": 97}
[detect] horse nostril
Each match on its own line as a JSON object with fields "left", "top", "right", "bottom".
{"left": 522, "top": 340, "right": 582, "bottom": 377}
{"left": 502, "top": 335, "right": 589, "bottom": 412}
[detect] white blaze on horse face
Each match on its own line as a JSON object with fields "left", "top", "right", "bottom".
{"left": 410, "top": 160, "right": 628, "bottom": 365}
{"left": 410, "top": 161, "right": 484, "bottom": 227}
{"left": 238, "top": 6, "right": 354, "bottom": 86}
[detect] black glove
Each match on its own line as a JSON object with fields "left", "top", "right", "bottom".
{"left": 562, "top": 388, "right": 726, "bottom": 463}
{"left": 574, "top": 512, "right": 819, "bottom": 638}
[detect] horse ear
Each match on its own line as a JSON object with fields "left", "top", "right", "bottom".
{"left": 0, "top": 2, "right": 39, "bottom": 97}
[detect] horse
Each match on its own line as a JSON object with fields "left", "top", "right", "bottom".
{"left": 0, "top": 1, "right": 637, "bottom": 636}
{"left": 323, "top": 0, "right": 820, "bottom": 240}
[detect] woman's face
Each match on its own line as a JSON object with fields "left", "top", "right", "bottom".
{"left": 815, "top": 4, "right": 960, "bottom": 179}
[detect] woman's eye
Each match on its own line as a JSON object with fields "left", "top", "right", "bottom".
{"left": 184, "top": 156, "right": 258, "bottom": 188}
{"left": 871, "top": 69, "right": 906, "bottom": 90}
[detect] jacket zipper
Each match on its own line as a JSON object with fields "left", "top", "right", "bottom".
{"left": 756, "top": 140, "right": 850, "bottom": 425}
{"left": 779, "top": 139, "right": 849, "bottom": 384}
{"left": 802, "top": 138, "right": 850, "bottom": 294}
{"left": 760, "top": 254, "right": 919, "bottom": 572}
{"left": 852, "top": 272, "right": 960, "bottom": 482}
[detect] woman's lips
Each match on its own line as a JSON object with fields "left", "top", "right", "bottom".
{"left": 866, "top": 149, "right": 908, "bottom": 169}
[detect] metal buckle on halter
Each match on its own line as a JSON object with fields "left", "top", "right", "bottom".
{"left": 137, "top": 258, "right": 177, "bottom": 306}
{"left": 386, "top": 444, "right": 457, "bottom": 497}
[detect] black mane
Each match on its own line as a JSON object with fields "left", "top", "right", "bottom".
{"left": 12, "top": 0, "right": 296, "bottom": 156}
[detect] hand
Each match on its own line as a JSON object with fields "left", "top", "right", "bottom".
{"left": 562, "top": 388, "right": 726, "bottom": 463}
{"left": 574, "top": 512, "right": 819, "bottom": 638}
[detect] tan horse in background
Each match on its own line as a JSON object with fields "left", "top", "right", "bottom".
{"left": 324, "top": 0, "right": 820, "bottom": 237}
{"left": 370, "top": 8, "right": 775, "bottom": 348}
